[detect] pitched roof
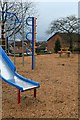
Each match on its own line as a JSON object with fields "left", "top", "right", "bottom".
{"left": 47, "top": 32, "right": 79, "bottom": 43}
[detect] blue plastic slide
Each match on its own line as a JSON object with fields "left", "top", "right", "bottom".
{"left": 0, "top": 47, "right": 40, "bottom": 92}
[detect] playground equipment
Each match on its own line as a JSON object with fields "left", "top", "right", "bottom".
{"left": 58, "top": 47, "right": 71, "bottom": 57}
{"left": 26, "top": 17, "right": 37, "bottom": 69}
{"left": 0, "top": 11, "right": 37, "bottom": 70}
{"left": 0, "top": 46, "right": 40, "bottom": 104}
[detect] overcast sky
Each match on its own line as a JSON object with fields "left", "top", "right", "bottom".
{"left": 36, "top": 2, "right": 78, "bottom": 41}
{"left": 1, "top": 0, "right": 79, "bottom": 42}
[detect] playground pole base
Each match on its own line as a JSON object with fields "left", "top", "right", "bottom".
{"left": 18, "top": 89, "right": 20, "bottom": 104}
{"left": 34, "top": 88, "right": 36, "bottom": 98}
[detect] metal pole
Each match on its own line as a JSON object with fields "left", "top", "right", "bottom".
{"left": 5, "top": 3, "right": 7, "bottom": 53}
{"left": 32, "top": 17, "right": 35, "bottom": 70}
{"left": 14, "top": 19, "right": 16, "bottom": 64}
{"left": 18, "top": 89, "right": 20, "bottom": 104}
{"left": 34, "top": 88, "right": 36, "bottom": 98}
{"left": 34, "top": 17, "right": 37, "bottom": 55}
{"left": 5, "top": 23, "right": 7, "bottom": 53}
{"left": 26, "top": 17, "right": 36, "bottom": 70}
{"left": 21, "top": 1, "right": 24, "bottom": 66}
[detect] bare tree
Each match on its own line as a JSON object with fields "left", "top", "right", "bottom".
{"left": 0, "top": 1, "right": 35, "bottom": 50}
{"left": 47, "top": 16, "right": 79, "bottom": 51}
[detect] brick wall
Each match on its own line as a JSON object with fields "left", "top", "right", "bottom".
{"left": 47, "top": 34, "right": 70, "bottom": 53}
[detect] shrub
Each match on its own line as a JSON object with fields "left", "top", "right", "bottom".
{"left": 54, "top": 39, "right": 61, "bottom": 53}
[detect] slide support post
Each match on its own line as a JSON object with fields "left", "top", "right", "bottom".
{"left": 18, "top": 89, "right": 20, "bottom": 104}
{"left": 34, "top": 88, "right": 36, "bottom": 98}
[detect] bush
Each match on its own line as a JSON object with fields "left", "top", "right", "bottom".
{"left": 19, "top": 53, "right": 22, "bottom": 57}
{"left": 54, "top": 39, "right": 61, "bottom": 53}
{"left": 73, "top": 48, "right": 80, "bottom": 51}
{"left": 73, "top": 48, "right": 80, "bottom": 53}
{"left": 36, "top": 47, "right": 45, "bottom": 54}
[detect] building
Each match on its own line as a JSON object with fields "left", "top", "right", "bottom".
{"left": 9, "top": 40, "right": 31, "bottom": 53}
{"left": 47, "top": 32, "right": 79, "bottom": 53}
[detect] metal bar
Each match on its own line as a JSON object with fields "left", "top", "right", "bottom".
{"left": 21, "top": 1, "right": 24, "bottom": 66}
{"left": 0, "top": 11, "right": 21, "bottom": 24}
{"left": 18, "top": 89, "right": 20, "bottom": 104}
{"left": 34, "top": 88, "right": 36, "bottom": 98}
{"left": 14, "top": 20, "right": 16, "bottom": 64}
{"left": 26, "top": 17, "right": 33, "bottom": 26}
{"left": 26, "top": 32, "right": 32, "bottom": 40}
{"left": 34, "top": 17, "right": 37, "bottom": 55}
{"left": 5, "top": 22, "right": 7, "bottom": 53}
{"left": 32, "top": 17, "right": 35, "bottom": 70}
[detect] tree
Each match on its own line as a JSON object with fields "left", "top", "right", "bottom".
{"left": 54, "top": 39, "right": 61, "bottom": 53}
{"left": 47, "top": 16, "right": 79, "bottom": 51}
{"left": 0, "top": 1, "right": 35, "bottom": 51}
